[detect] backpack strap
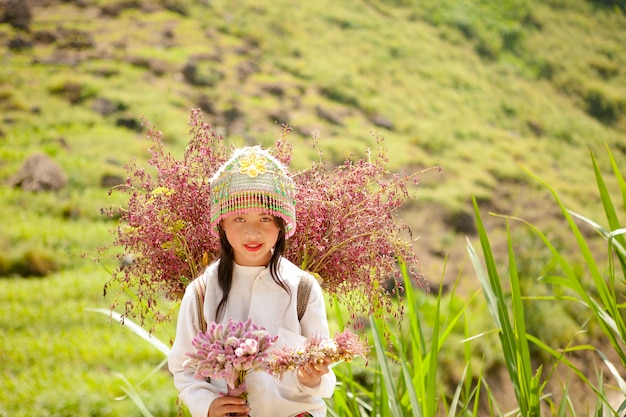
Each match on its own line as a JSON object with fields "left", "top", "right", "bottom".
{"left": 192, "top": 275, "right": 207, "bottom": 332}
{"left": 297, "top": 274, "right": 314, "bottom": 321}
{"left": 191, "top": 272, "right": 313, "bottom": 332}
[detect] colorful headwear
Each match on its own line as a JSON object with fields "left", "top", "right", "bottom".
{"left": 209, "top": 146, "right": 297, "bottom": 238}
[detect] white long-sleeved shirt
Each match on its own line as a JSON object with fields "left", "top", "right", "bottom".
{"left": 168, "top": 257, "right": 336, "bottom": 417}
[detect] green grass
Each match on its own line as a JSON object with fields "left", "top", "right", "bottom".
{"left": 2, "top": 0, "right": 626, "bottom": 415}
{"left": 323, "top": 145, "right": 626, "bottom": 416}
{"left": 0, "top": 265, "right": 180, "bottom": 417}
{"left": 3, "top": 0, "right": 625, "bottom": 205}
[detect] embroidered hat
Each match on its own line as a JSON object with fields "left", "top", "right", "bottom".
{"left": 209, "top": 146, "right": 297, "bottom": 238}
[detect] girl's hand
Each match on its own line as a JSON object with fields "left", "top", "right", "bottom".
{"left": 297, "top": 356, "right": 332, "bottom": 388}
{"left": 207, "top": 396, "right": 250, "bottom": 417}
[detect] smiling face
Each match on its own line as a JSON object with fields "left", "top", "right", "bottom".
{"left": 220, "top": 209, "right": 281, "bottom": 266}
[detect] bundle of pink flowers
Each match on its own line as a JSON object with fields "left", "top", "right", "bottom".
{"left": 267, "top": 329, "right": 370, "bottom": 380}
{"left": 183, "top": 319, "right": 278, "bottom": 400}
{"left": 183, "top": 319, "right": 369, "bottom": 398}
{"left": 102, "top": 109, "right": 435, "bottom": 327}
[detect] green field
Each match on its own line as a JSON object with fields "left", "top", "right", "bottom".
{"left": 2, "top": 0, "right": 626, "bottom": 415}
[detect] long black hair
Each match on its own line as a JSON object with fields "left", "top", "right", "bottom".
{"left": 214, "top": 216, "right": 292, "bottom": 321}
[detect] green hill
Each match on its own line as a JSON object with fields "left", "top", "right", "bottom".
{"left": 3, "top": 0, "right": 625, "bottom": 276}
{"left": 3, "top": 0, "right": 626, "bottom": 282}
{"left": 1, "top": 0, "right": 625, "bottom": 415}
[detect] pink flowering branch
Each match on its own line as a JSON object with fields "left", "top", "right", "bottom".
{"left": 285, "top": 139, "right": 434, "bottom": 322}
{"left": 101, "top": 109, "right": 435, "bottom": 327}
{"left": 185, "top": 320, "right": 369, "bottom": 397}
{"left": 267, "top": 329, "right": 370, "bottom": 380}
{"left": 101, "top": 110, "right": 229, "bottom": 325}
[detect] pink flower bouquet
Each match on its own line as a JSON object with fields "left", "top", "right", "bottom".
{"left": 267, "top": 329, "right": 370, "bottom": 380}
{"left": 183, "top": 318, "right": 278, "bottom": 401}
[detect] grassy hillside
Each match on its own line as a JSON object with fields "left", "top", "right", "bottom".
{"left": 2, "top": 0, "right": 625, "bottom": 277}
{"left": 1, "top": 0, "right": 626, "bottom": 415}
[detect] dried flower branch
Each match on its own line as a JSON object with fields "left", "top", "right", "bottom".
{"left": 101, "top": 109, "right": 433, "bottom": 327}
{"left": 267, "top": 329, "right": 370, "bottom": 380}
{"left": 284, "top": 135, "right": 432, "bottom": 323}
{"left": 101, "top": 109, "right": 228, "bottom": 324}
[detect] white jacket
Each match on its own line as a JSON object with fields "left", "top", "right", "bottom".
{"left": 168, "top": 258, "right": 336, "bottom": 417}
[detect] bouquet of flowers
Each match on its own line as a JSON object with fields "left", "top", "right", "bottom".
{"left": 183, "top": 318, "right": 278, "bottom": 401}
{"left": 267, "top": 329, "right": 370, "bottom": 380}
{"left": 102, "top": 109, "right": 435, "bottom": 326}
{"left": 185, "top": 319, "right": 369, "bottom": 394}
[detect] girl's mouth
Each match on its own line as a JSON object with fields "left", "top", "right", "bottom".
{"left": 244, "top": 243, "right": 262, "bottom": 252}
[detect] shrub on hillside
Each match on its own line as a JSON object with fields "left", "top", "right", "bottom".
{"left": 0, "top": 0, "right": 32, "bottom": 31}
{"left": 589, "top": 0, "right": 626, "bottom": 11}
{"left": 0, "top": 247, "right": 59, "bottom": 278}
{"left": 47, "top": 79, "right": 98, "bottom": 105}
{"left": 583, "top": 81, "right": 625, "bottom": 124}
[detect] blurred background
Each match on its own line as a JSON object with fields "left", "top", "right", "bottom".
{"left": 1, "top": 0, "right": 625, "bottom": 415}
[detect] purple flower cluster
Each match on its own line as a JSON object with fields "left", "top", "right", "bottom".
{"left": 267, "top": 329, "right": 370, "bottom": 380}
{"left": 184, "top": 319, "right": 278, "bottom": 399}
{"left": 102, "top": 109, "right": 431, "bottom": 326}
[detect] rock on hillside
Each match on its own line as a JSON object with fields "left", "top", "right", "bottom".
{"left": 0, "top": 0, "right": 32, "bottom": 31}
{"left": 8, "top": 152, "right": 67, "bottom": 192}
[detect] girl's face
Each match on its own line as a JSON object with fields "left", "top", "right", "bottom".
{"left": 220, "top": 210, "right": 281, "bottom": 266}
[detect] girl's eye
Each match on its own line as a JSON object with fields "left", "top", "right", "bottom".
{"left": 234, "top": 217, "right": 245, "bottom": 223}
{"left": 260, "top": 216, "right": 273, "bottom": 222}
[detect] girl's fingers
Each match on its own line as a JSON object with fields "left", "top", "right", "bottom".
{"left": 209, "top": 396, "right": 250, "bottom": 417}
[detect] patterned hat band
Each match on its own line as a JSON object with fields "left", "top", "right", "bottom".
{"left": 209, "top": 146, "right": 297, "bottom": 238}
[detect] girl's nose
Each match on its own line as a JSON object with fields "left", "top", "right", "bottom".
{"left": 243, "top": 225, "right": 261, "bottom": 237}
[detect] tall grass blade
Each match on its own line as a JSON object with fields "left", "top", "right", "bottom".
{"left": 469, "top": 196, "right": 541, "bottom": 415}
{"left": 504, "top": 219, "right": 541, "bottom": 415}
{"left": 554, "top": 382, "right": 576, "bottom": 417}
{"left": 86, "top": 308, "right": 171, "bottom": 356}
{"left": 596, "top": 349, "right": 626, "bottom": 394}
{"left": 113, "top": 372, "right": 156, "bottom": 417}
{"left": 371, "top": 315, "right": 404, "bottom": 417}
{"left": 590, "top": 148, "right": 626, "bottom": 279}
{"left": 396, "top": 261, "right": 425, "bottom": 417}
{"left": 605, "top": 142, "right": 626, "bottom": 212}
{"left": 447, "top": 363, "right": 474, "bottom": 417}
{"left": 567, "top": 212, "right": 626, "bottom": 260}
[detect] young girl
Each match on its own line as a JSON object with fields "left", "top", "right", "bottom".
{"left": 168, "top": 146, "right": 336, "bottom": 417}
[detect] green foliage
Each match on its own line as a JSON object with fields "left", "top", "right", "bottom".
{"left": 2, "top": 0, "right": 626, "bottom": 415}
{"left": 469, "top": 201, "right": 543, "bottom": 416}
{"left": 504, "top": 229, "right": 583, "bottom": 354}
{"left": 326, "top": 262, "right": 484, "bottom": 417}
{"left": 414, "top": 0, "right": 536, "bottom": 60}
{"left": 47, "top": 77, "right": 99, "bottom": 105}
{"left": 589, "top": 0, "right": 626, "bottom": 11}
{"left": 468, "top": 145, "right": 626, "bottom": 415}
{"left": 0, "top": 247, "right": 58, "bottom": 277}
{"left": 582, "top": 81, "right": 626, "bottom": 124}
{"left": 0, "top": 86, "right": 28, "bottom": 111}
{"left": 518, "top": 149, "right": 626, "bottom": 368}
{"left": 0, "top": 267, "right": 180, "bottom": 417}
{"left": 0, "top": 184, "right": 122, "bottom": 278}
